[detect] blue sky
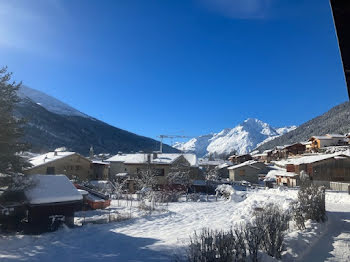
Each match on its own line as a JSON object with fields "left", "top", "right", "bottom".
{"left": 0, "top": 0, "right": 347, "bottom": 142}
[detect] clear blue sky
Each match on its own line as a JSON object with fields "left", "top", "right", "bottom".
{"left": 0, "top": 0, "right": 347, "bottom": 141}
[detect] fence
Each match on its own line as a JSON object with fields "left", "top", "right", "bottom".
{"left": 329, "top": 181, "right": 350, "bottom": 192}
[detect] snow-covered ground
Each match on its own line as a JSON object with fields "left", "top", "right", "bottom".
{"left": 0, "top": 189, "right": 349, "bottom": 262}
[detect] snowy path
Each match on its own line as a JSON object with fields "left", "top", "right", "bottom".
{"left": 301, "top": 192, "right": 350, "bottom": 262}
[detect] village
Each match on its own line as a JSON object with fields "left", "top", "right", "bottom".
{"left": 1, "top": 132, "right": 350, "bottom": 261}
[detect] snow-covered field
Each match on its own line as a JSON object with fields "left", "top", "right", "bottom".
{"left": 0, "top": 189, "right": 349, "bottom": 262}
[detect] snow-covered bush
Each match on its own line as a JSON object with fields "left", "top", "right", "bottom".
{"left": 187, "top": 193, "right": 201, "bottom": 202}
{"left": 243, "top": 224, "right": 264, "bottom": 262}
{"left": 254, "top": 204, "right": 291, "bottom": 259}
{"left": 215, "top": 184, "right": 234, "bottom": 200}
{"left": 186, "top": 228, "right": 246, "bottom": 262}
{"left": 291, "top": 201, "right": 306, "bottom": 230}
{"left": 154, "top": 190, "right": 183, "bottom": 203}
{"left": 297, "top": 183, "right": 326, "bottom": 223}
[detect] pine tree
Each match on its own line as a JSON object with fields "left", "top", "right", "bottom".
{"left": 0, "top": 66, "right": 29, "bottom": 174}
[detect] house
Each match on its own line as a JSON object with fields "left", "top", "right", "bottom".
{"left": 283, "top": 143, "right": 306, "bottom": 157}
{"left": 309, "top": 134, "right": 347, "bottom": 150}
{"left": 265, "top": 169, "right": 299, "bottom": 187}
{"left": 277, "top": 153, "right": 350, "bottom": 183}
{"left": 228, "top": 161, "right": 268, "bottom": 184}
{"left": 91, "top": 161, "right": 109, "bottom": 180}
{"left": 253, "top": 150, "right": 273, "bottom": 163}
{"left": 24, "top": 175, "right": 83, "bottom": 232}
{"left": 24, "top": 151, "right": 93, "bottom": 181}
{"left": 228, "top": 154, "right": 253, "bottom": 164}
{"left": 198, "top": 159, "right": 232, "bottom": 180}
{"left": 106, "top": 152, "right": 200, "bottom": 187}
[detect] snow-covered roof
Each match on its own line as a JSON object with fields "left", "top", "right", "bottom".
{"left": 275, "top": 153, "right": 350, "bottom": 166}
{"left": 310, "top": 136, "right": 332, "bottom": 140}
{"left": 198, "top": 159, "right": 230, "bottom": 166}
{"left": 106, "top": 153, "right": 197, "bottom": 166}
{"left": 264, "top": 168, "right": 298, "bottom": 181}
{"left": 228, "top": 160, "right": 262, "bottom": 170}
{"left": 92, "top": 160, "right": 109, "bottom": 165}
{"left": 326, "top": 134, "right": 346, "bottom": 138}
{"left": 25, "top": 175, "right": 83, "bottom": 205}
{"left": 28, "top": 151, "right": 77, "bottom": 168}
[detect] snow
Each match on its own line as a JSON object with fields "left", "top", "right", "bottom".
{"left": 2, "top": 189, "right": 350, "bottom": 261}
{"left": 174, "top": 118, "right": 297, "bottom": 157}
{"left": 106, "top": 153, "right": 197, "bottom": 166}
{"left": 274, "top": 152, "right": 350, "bottom": 166}
{"left": 227, "top": 160, "right": 259, "bottom": 170}
{"left": 25, "top": 175, "right": 83, "bottom": 204}
{"left": 18, "top": 86, "right": 89, "bottom": 118}
{"left": 265, "top": 167, "right": 298, "bottom": 180}
{"left": 28, "top": 151, "right": 76, "bottom": 168}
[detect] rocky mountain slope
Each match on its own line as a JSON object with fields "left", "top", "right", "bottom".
{"left": 16, "top": 86, "right": 177, "bottom": 155}
{"left": 257, "top": 102, "right": 350, "bottom": 152}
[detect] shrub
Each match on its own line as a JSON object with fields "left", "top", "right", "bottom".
{"left": 298, "top": 184, "right": 327, "bottom": 223}
{"left": 254, "top": 204, "right": 291, "bottom": 259}
{"left": 186, "top": 227, "right": 246, "bottom": 262}
{"left": 215, "top": 184, "right": 234, "bottom": 200}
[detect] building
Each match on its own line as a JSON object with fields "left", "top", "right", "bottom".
{"left": 24, "top": 175, "right": 83, "bottom": 232}
{"left": 24, "top": 151, "right": 93, "bottom": 181}
{"left": 277, "top": 153, "right": 350, "bottom": 183}
{"left": 91, "top": 161, "right": 109, "bottom": 180}
{"left": 106, "top": 153, "right": 200, "bottom": 186}
{"left": 198, "top": 159, "right": 232, "bottom": 180}
{"left": 228, "top": 161, "right": 268, "bottom": 184}
{"left": 265, "top": 169, "right": 299, "bottom": 187}
{"left": 228, "top": 154, "right": 253, "bottom": 164}
{"left": 309, "top": 134, "right": 347, "bottom": 150}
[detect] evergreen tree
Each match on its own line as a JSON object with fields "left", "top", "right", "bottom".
{"left": 0, "top": 66, "right": 29, "bottom": 174}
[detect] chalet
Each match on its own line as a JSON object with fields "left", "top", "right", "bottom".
{"left": 278, "top": 153, "right": 350, "bottom": 183}
{"left": 24, "top": 151, "right": 93, "bottom": 182}
{"left": 228, "top": 161, "right": 268, "bottom": 184}
{"left": 283, "top": 143, "right": 306, "bottom": 157}
{"left": 106, "top": 153, "right": 200, "bottom": 187}
{"left": 228, "top": 154, "right": 253, "bottom": 164}
{"left": 309, "top": 134, "right": 347, "bottom": 150}
{"left": 253, "top": 150, "right": 273, "bottom": 163}
{"left": 265, "top": 169, "right": 299, "bottom": 187}
{"left": 24, "top": 175, "right": 83, "bottom": 232}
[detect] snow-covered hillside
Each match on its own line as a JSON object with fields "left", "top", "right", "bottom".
{"left": 174, "top": 118, "right": 296, "bottom": 157}
{"left": 18, "top": 86, "right": 88, "bottom": 118}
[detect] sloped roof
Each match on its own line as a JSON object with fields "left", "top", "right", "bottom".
{"left": 106, "top": 153, "right": 197, "bottom": 166}
{"left": 28, "top": 152, "right": 78, "bottom": 168}
{"left": 25, "top": 175, "right": 82, "bottom": 205}
{"left": 275, "top": 153, "right": 350, "bottom": 166}
{"left": 227, "top": 160, "right": 262, "bottom": 170}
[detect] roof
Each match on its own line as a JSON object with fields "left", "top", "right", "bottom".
{"left": 275, "top": 153, "right": 350, "bottom": 166}
{"left": 106, "top": 153, "right": 197, "bottom": 166}
{"left": 91, "top": 160, "right": 109, "bottom": 165}
{"left": 227, "top": 160, "right": 262, "bottom": 170}
{"left": 326, "top": 134, "right": 346, "bottom": 138}
{"left": 265, "top": 168, "right": 298, "bottom": 180}
{"left": 25, "top": 175, "right": 82, "bottom": 205}
{"left": 310, "top": 136, "right": 333, "bottom": 140}
{"left": 198, "top": 159, "right": 230, "bottom": 166}
{"left": 28, "top": 151, "right": 77, "bottom": 168}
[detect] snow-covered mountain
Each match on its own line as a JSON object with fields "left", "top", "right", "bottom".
{"left": 15, "top": 86, "right": 177, "bottom": 155}
{"left": 174, "top": 118, "right": 296, "bottom": 157}
{"left": 18, "top": 86, "right": 89, "bottom": 118}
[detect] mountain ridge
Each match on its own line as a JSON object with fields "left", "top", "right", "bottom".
{"left": 16, "top": 86, "right": 178, "bottom": 155}
{"left": 174, "top": 118, "right": 296, "bottom": 157}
